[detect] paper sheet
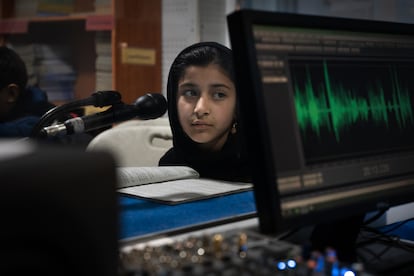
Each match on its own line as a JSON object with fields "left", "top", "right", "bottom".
{"left": 118, "top": 178, "right": 252, "bottom": 204}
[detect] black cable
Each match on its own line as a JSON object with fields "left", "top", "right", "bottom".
{"left": 363, "top": 207, "right": 389, "bottom": 226}
{"left": 276, "top": 227, "right": 302, "bottom": 241}
{"left": 30, "top": 90, "right": 122, "bottom": 138}
{"left": 357, "top": 219, "right": 414, "bottom": 254}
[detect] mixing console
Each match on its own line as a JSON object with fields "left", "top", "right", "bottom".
{"left": 119, "top": 228, "right": 367, "bottom": 276}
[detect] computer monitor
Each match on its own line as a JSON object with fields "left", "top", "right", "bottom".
{"left": 227, "top": 10, "right": 414, "bottom": 234}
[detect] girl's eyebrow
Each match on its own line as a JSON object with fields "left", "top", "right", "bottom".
{"left": 178, "top": 82, "right": 197, "bottom": 88}
{"left": 210, "top": 83, "right": 232, "bottom": 89}
{"left": 179, "top": 82, "right": 232, "bottom": 89}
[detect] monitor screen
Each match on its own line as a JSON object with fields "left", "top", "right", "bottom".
{"left": 227, "top": 10, "right": 414, "bottom": 234}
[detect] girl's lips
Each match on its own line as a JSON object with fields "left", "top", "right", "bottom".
{"left": 192, "top": 120, "right": 209, "bottom": 126}
{"left": 192, "top": 121, "right": 211, "bottom": 129}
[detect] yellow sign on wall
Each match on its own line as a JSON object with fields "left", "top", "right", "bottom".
{"left": 121, "top": 47, "right": 156, "bottom": 65}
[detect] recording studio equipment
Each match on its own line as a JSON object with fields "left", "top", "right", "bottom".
{"left": 120, "top": 229, "right": 302, "bottom": 275}
{"left": 40, "top": 93, "right": 167, "bottom": 137}
{"left": 30, "top": 90, "right": 122, "bottom": 138}
{"left": 119, "top": 223, "right": 363, "bottom": 276}
{"left": 118, "top": 10, "right": 414, "bottom": 276}
{"left": 227, "top": 9, "right": 414, "bottom": 235}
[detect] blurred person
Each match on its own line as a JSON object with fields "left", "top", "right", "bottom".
{"left": 0, "top": 46, "right": 54, "bottom": 137}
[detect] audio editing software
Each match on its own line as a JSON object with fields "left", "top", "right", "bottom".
{"left": 254, "top": 23, "right": 414, "bottom": 168}
{"left": 244, "top": 12, "right": 414, "bottom": 229}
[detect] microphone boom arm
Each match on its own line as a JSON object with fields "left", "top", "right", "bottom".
{"left": 39, "top": 93, "right": 167, "bottom": 138}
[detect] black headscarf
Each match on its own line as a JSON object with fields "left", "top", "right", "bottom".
{"left": 159, "top": 42, "right": 251, "bottom": 182}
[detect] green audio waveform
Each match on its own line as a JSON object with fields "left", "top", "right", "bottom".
{"left": 294, "top": 61, "right": 414, "bottom": 142}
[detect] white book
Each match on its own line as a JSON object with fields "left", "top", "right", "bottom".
{"left": 116, "top": 166, "right": 252, "bottom": 205}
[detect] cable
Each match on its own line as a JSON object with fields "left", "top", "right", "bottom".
{"left": 363, "top": 207, "right": 389, "bottom": 226}
{"left": 357, "top": 219, "right": 414, "bottom": 255}
{"left": 30, "top": 90, "right": 122, "bottom": 138}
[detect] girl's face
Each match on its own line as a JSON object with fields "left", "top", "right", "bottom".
{"left": 177, "top": 64, "right": 236, "bottom": 151}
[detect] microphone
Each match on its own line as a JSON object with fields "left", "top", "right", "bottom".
{"left": 89, "top": 90, "right": 122, "bottom": 107}
{"left": 40, "top": 93, "right": 167, "bottom": 137}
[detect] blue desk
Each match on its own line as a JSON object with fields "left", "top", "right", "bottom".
{"left": 119, "top": 191, "right": 257, "bottom": 240}
{"left": 119, "top": 190, "right": 414, "bottom": 243}
{"left": 377, "top": 220, "right": 414, "bottom": 241}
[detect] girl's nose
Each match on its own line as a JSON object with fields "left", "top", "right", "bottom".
{"left": 194, "top": 96, "right": 210, "bottom": 117}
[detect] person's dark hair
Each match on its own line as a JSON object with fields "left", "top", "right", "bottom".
{"left": 170, "top": 42, "right": 235, "bottom": 85}
{"left": 0, "top": 46, "right": 28, "bottom": 91}
{"left": 0, "top": 46, "right": 54, "bottom": 127}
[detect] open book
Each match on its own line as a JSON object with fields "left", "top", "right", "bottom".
{"left": 116, "top": 166, "right": 252, "bottom": 204}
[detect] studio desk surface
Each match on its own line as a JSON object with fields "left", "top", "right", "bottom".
{"left": 119, "top": 190, "right": 414, "bottom": 243}
{"left": 119, "top": 190, "right": 257, "bottom": 241}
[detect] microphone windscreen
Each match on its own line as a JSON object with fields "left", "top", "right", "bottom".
{"left": 133, "top": 93, "right": 167, "bottom": 119}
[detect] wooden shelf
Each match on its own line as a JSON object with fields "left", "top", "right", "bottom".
{"left": 0, "top": 0, "right": 161, "bottom": 105}
{"left": 0, "top": 14, "right": 113, "bottom": 34}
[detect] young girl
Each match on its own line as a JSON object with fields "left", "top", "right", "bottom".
{"left": 159, "top": 42, "right": 251, "bottom": 182}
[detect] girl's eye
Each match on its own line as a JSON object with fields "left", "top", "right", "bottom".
{"left": 181, "top": 90, "right": 198, "bottom": 97}
{"left": 213, "top": 91, "right": 227, "bottom": 100}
